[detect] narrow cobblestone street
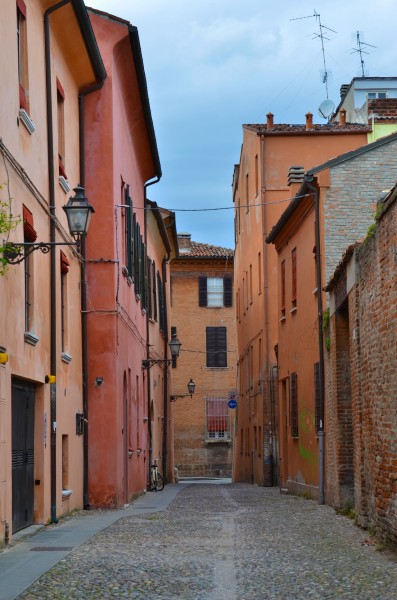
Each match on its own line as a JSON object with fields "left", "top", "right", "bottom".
{"left": 16, "top": 484, "right": 397, "bottom": 599}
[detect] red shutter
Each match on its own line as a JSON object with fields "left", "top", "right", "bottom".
{"left": 23, "top": 205, "right": 37, "bottom": 242}
{"left": 60, "top": 251, "right": 70, "bottom": 274}
{"left": 17, "top": 0, "right": 26, "bottom": 18}
{"left": 19, "top": 83, "right": 28, "bottom": 111}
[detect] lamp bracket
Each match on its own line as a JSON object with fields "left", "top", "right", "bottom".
{"left": 170, "top": 393, "right": 193, "bottom": 402}
{"left": 142, "top": 358, "right": 172, "bottom": 370}
{"left": 4, "top": 241, "right": 77, "bottom": 264}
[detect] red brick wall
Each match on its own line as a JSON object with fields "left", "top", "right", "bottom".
{"left": 328, "top": 191, "right": 397, "bottom": 545}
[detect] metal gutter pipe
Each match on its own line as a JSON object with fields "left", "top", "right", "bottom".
{"left": 304, "top": 175, "right": 325, "bottom": 505}
{"left": 144, "top": 177, "right": 161, "bottom": 487}
{"left": 161, "top": 254, "right": 170, "bottom": 483}
{"left": 44, "top": 0, "right": 71, "bottom": 526}
{"left": 45, "top": 0, "right": 106, "bottom": 521}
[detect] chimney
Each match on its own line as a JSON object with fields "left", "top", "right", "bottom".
{"left": 266, "top": 112, "right": 274, "bottom": 130}
{"left": 288, "top": 166, "right": 305, "bottom": 196}
{"left": 340, "top": 84, "right": 349, "bottom": 100}
{"left": 305, "top": 112, "right": 313, "bottom": 130}
{"left": 177, "top": 233, "right": 192, "bottom": 254}
{"left": 339, "top": 108, "right": 346, "bottom": 126}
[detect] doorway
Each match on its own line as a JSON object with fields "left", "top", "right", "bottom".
{"left": 12, "top": 379, "right": 35, "bottom": 533}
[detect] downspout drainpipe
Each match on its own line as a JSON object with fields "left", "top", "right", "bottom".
{"left": 161, "top": 254, "right": 170, "bottom": 483}
{"left": 305, "top": 175, "right": 325, "bottom": 505}
{"left": 260, "top": 133, "right": 271, "bottom": 486}
{"left": 78, "top": 82, "right": 106, "bottom": 509}
{"left": 44, "top": 0, "right": 71, "bottom": 525}
{"left": 144, "top": 177, "right": 160, "bottom": 487}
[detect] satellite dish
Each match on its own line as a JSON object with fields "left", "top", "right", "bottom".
{"left": 318, "top": 99, "right": 335, "bottom": 119}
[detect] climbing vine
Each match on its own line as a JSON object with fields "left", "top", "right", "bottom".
{"left": 0, "top": 183, "right": 21, "bottom": 275}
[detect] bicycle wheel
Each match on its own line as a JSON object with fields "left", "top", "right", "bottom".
{"left": 156, "top": 472, "right": 164, "bottom": 491}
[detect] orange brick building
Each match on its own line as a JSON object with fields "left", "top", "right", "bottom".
{"left": 171, "top": 234, "right": 236, "bottom": 478}
{"left": 232, "top": 112, "right": 370, "bottom": 487}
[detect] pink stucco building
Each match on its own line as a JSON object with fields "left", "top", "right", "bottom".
{"left": 84, "top": 9, "right": 172, "bottom": 507}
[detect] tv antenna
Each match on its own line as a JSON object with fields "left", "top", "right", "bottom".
{"left": 351, "top": 31, "right": 376, "bottom": 77}
{"left": 291, "top": 10, "right": 336, "bottom": 99}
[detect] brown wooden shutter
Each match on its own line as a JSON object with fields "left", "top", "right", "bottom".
{"left": 223, "top": 276, "right": 232, "bottom": 307}
{"left": 199, "top": 276, "right": 207, "bottom": 306}
{"left": 206, "top": 326, "right": 227, "bottom": 368}
{"left": 281, "top": 260, "right": 286, "bottom": 311}
{"left": 291, "top": 248, "right": 297, "bottom": 303}
{"left": 23, "top": 205, "right": 37, "bottom": 242}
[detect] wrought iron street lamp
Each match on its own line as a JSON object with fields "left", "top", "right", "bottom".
{"left": 170, "top": 378, "right": 196, "bottom": 401}
{"left": 142, "top": 331, "right": 182, "bottom": 369}
{"left": 4, "top": 185, "right": 94, "bottom": 264}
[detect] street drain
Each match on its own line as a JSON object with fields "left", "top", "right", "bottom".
{"left": 30, "top": 547, "right": 73, "bottom": 552}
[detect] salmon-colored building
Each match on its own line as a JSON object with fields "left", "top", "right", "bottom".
{"left": 232, "top": 111, "right": 370, "bottom": 487}
{"left": 146, "top": 201, "right": 178, "bottom": 484}
{"left": 266, "top": 131, "right": 397, "bottom": 499}
{"left": 84, "top": 9, "right": 166, "bottom": 507}
{"left": 171, "top": 234, "right": 236, "bottom": 478}
{"left": 0, "top": 0, "right": 105, "bottom": 542}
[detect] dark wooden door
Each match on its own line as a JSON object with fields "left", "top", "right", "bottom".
{"left": 12, "top": 380, "right": 35, "bottom": 533}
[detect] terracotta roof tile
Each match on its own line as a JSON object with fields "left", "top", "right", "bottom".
{"left": 244, "top": 123, "right": 371, "bottom": 134}
{"left": 179, "top": 241, "right": 234, "bottom": 259}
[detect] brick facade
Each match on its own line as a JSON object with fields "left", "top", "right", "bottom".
{"left": 171, "top": 236, "right": 236, "bottom": 478}
{"left": 327, "top": 187, "right": 397, "bottom": 545}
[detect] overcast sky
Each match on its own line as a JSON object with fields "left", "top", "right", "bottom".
{"left": 89, "top": 0, "right": 397, "bottom": 249}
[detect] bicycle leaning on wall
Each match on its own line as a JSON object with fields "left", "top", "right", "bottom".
{"left": 150, "top": 458, "right": 164, "bottom": 491}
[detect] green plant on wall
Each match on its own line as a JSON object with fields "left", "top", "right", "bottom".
{"left": 0, "top": 183, "right": 21, "bottom": 275}
{"left": 322, "top": 307, "right": 331, "bottom": 351}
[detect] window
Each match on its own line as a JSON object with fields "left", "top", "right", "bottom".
{"left": 291, "top": 248, "right": 297, "bottom": 308}
{"left": 245, "top": 173, "right": 249, "bottom": 212}
{"left": 258, "top": 252, "right": 262, "bottom": 295}
{"left": 290, "top": 372, "right": 298, "bottom": 437}
{"left": 206, "top": 326, "right": 227, "bottom": 368}
{"left": 255, "top": 154, "right": 259, "bottom": 197}
{"left": 368, "top": 91, "right": 387, "bottom": 99}
{"left": 281, "top": 260, "right": 286, "bottom": 317}
{"left": 171, "top": 326, "right": 177, "bottom": 368}
{"left": 157, "top": 271, "right": 165, "bottom": 334}
{"left": 17, "top": 0, "right": 29, "bottom": 112}
{"left": 23, "top": 205, "right": 36, "bottom": 333}
{"left": 60, "top": 251, "right": 70, "bottom": 353}
{"left": 314, "top": 362, "right": 321, "bottom": 432}
{"left": 57, "top": 79, "right": 66, "bottom": 178}
{"left": 62, "top": 435, "right": 69, "bottom": 490}
{"left": 206, "top": 398, "right": 230, "bottom": 441}
{"left": 198, "top": 276, "right": 232, "bottom": 308}
{"left": 249, "top": 264, "right": 253, "bottom": 304}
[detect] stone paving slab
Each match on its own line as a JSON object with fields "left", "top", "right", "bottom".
{"left": 4, "top": 484, "right": 397, "bottom": 599}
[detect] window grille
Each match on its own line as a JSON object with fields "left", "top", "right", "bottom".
{"left": 205, "top": 398, "right": 231, "bottom": 442}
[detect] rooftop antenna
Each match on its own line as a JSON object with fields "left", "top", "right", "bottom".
{"left": 351, "top": 31, "right": 376, "bottom": 77}
{"left": 291, "top": 10, "right": 336, "bottom": 99}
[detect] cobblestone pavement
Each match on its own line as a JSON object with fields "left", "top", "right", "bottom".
{"left": 18, "top": 484, "right": 397, "bottom": 600}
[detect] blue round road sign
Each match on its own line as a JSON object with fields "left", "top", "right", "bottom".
{"left": 228, "top": 399, "right": 237, "bottom": 409}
